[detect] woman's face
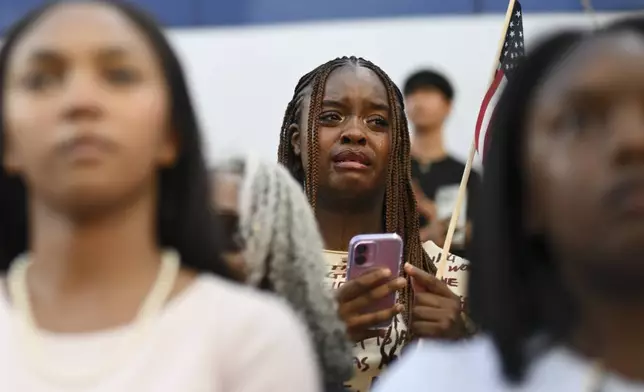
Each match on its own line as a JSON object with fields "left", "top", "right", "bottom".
{"left": 291, "top": 64, "right": 392, "bottom": 204}
{"left": 2, "top": 3, "right": 177, "bottom": 217}
{"left": 525, "top": 31, "right": 644, "bottom": 299}
{"left": 211, "top": 172, "right": 247, "bottom": 282}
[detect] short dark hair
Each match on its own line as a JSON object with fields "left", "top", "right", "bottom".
{"left": 403, "top": 69, "right": 454, "bottom": 101}
{"left": 468, "top": 30, "right": 585, "bottom": 383}
{"left": 0, "top": 1, "right": 233, "bottom": 279}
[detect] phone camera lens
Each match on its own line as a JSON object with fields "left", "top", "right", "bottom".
{"left": 355, "top": 255, "right": 367, "bottom": 265}
{"left": 356, "top": 244, "right": 367, "bottom": 254}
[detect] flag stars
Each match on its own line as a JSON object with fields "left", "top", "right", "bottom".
{"left": 476, "top": 1, "right": 524, "bottom": 157}
{"left": 498, "top": 5, "right": 523, "bottom": 72}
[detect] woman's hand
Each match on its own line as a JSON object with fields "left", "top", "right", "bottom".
{"left": 336, "top": 268, "right": 407, "bottom": 342}
{"left": 404, "top": 263, "right": 466, "bottom": 340}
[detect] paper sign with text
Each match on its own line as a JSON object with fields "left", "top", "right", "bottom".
{"left": 422, "top": 240, "right": 470, "bottom": 306}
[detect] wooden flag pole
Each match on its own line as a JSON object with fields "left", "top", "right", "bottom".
{"left": 414, "top": 1, "right": 518, "bottom": 352}
{"left": 435, "top": 0, "right": 517, "bottom": 281}
{"left": 580, "top": 0, "right": 599, "bottom": 28}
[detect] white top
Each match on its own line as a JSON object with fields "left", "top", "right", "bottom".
{"left": 374, "top": 336, "right": 644, "bottom": 392}
{"left": 0, "top": 274, "right": 321, "bottom": 392}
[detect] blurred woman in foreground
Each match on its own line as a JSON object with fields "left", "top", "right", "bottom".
{"left": 376, "top": 18, "right": 644, "bottom": 392}
{"left": 0, "top": 2, "right": 319, "bottom": 390}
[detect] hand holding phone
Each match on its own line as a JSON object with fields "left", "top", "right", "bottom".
{"left": 336, "top": 234, "right": 407, "bottom": 342}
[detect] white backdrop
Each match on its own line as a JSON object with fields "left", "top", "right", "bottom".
{"left": 0, "top": 13, "right": 624, "bottom": 165}
{"left": 12, "top": 13, "right": 615, "bottom": 167}
{"left": 168, "top": 12, "right": 621, "bottom": 167}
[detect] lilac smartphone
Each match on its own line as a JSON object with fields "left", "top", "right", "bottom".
{"left": 347, "top": 233, "right": 403, "bottom": 329}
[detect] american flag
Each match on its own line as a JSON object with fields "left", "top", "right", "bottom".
{"left": 474, "top": 0, "right": 525, "bottom": 158}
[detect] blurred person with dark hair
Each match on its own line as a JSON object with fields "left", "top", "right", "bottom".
{"left": 0, "top": 2, "right": 320, "bottom": 391}
{"left": 404, "top": 70, "right": 480, "bottom": 257}
{"left": 376, "top": 18, "right": 644, "bottom": 392}
{"left": 211, "top": 156, "right": 354, "bottom": 391}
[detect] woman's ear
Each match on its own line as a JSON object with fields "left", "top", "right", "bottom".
{"left": 290, "top": 124, "right": 301, "bottom": 157}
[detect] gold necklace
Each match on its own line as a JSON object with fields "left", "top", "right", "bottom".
{"left": 7, "top": 250, "right": 180, "bottom": 388}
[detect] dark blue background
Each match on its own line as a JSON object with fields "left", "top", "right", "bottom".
{"left": 0, "top": 0, "right": 641, "bottom": 34}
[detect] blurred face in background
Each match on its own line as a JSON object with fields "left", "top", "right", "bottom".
{"left": 2, "top": 2, "right": 176, "bottom": 218}
{"left": 405, "top": 88, "right": 452, "bottom": 131}
{"left": 211, "top": 172, "right": 247, "bottom": 281}
{"left": 525, "top": 30, "right": 644, "bottom": 302}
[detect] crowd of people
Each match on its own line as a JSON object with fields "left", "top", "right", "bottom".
{"left": 0, "top": 1, "right": 643, "bottom": 391}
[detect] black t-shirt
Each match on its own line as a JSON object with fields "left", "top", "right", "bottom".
{"left": 411, "top": 156, "right": 480, "bottom": 257}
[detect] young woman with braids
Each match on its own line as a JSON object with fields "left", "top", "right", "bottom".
{"left": 211, "top": 156, "right": 353, "bottom": 391}
{"left": 0, "top": 2, "right": 320, "bottom": 390}
{"left": 376, "top": 18, "right": 644, "bottom": 392}
{"left": 277, "top": 56, "right": 474, "bottom": 391}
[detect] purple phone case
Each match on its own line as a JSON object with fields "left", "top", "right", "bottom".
{"left": 347, "top": 233, "right": 403, "bottom": 329}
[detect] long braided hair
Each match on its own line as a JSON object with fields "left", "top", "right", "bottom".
{"left": 214, "top": 156, "right": 353, "bottom": 386}
{"left": 277, "top": 56, "right": 435, "bottom": 347}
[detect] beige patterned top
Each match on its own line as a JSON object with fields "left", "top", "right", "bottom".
{"left": 322, "top": 250, "right": 406, "bottom": 392}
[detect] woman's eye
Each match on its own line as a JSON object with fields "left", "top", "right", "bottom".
{"left": 556, "top": 107, "right": 606, "bottom": 136}
{"left": 319, "top": 112, "right": 343, "bottom": 122}
{"left": 104, "top": 67, "right": 140, "bottom": 85}
{"left": 22, "top": 71, "right": 59, "bottom": 91}
{"left": 368, "top": 117, "right": 390, "bottom": 128}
